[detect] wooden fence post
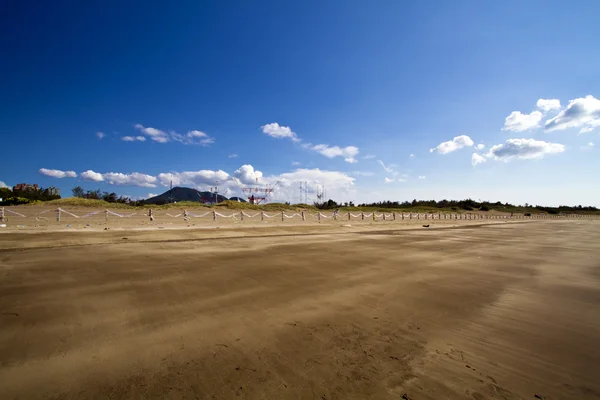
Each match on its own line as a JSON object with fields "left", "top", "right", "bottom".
{"left": 302, "top": 211, "right": 305, "bottom": 221}
{"left": 213, "top": 210, "right": 217, "bottom": 221}
{"left": 56, "top": 208, "right": 61, "bottom": 222}
{"left": 241, "top": 211, "right": 244, "bottom": 221}
{"left": 261, "top": 211, "right": 264, "bottom": 221}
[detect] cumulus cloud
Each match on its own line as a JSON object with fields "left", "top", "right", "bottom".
{"left": 79, "top": 170, "right": 156, "bottom": 187}
{"left": 81, "top": 170, "right": 104, "bottom": 182}
{"left": 0, "top": 181, "right": 8, "bottom": 188}
{"left": 157, "top": 170, "right": 231, "bottom": 188}
{"left": 312, "top": 144, "right": 359, "bottom": 163}
{"left": 487, "top": 138, "right": 565, "bottom": 161}
{"left": 147, "top": 193, "right": 158, "bottom": 198}
{"left": 409, "top": 154, "right": 415, "bottom": 158}
{"left": 39, "top": 168, "right": 77, "bottom": 179}
{"left": 96, "top": 131, "right": 105, "bottom": 140}
{"left": 502, "top": 111, "right": 543, "bottom": 132}
{"left": 134, "top": 124, "right": 169, "bottom": 143}
{"left": 472, "top": 153, "right": 487, "bottom": 166}
{"left": 536, "top": 99, "right": 561, "bottom": 113}
{"left": 102, "top": 172, "right": 157, "bottom": 188}
{"left": 233, "top": 164, "right": 263, "bottom": 185}
{"left": 261, "top": 123, "right": 299, "bottom": 141}
{"left": 545, "top": 95, "right": 600, "bottom": 133}
{"left": 121, "top": 136, "right": 146, "bottom": 142}
{"left": 267, "top": 168, "right": 355, "bottom": 201}
{"left": 475, "top": 144, "right": 485, "bottom": 151}
{"left": 430, "top": 135, "right": 474, "bottom": 154}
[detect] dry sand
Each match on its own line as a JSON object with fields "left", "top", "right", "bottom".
{"left": 1, "top": 220, "right": 599, "bottom": 399}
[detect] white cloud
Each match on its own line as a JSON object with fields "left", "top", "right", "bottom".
{"left": 384, "top": 177, "right": 394, "bottom": 183}
{"left": 228, "top": 154, "right": 238, "bottom": 158}
{"left": 102, "top": 172, "right": 157, "bottom": 188}
{"left": 472, "top": 153, "right": 487, "bottom": 166}
{"left": 312, "top": 144, "right": 359, "bottom": 163}
{"left": 80, "top": 170, "right": 156, "bottom": 187}
{"left": 134, "top": 124, "right": 169, "bottom": 143}
{"left": 0, "top": 181, "right": 8, "bottom": 188}
{"left": 377, "top": 160, "right": 396, "bottom": 173}
{"left": 430, "top": 135, "right": 474, "bottom": 154}
{"left": 233, "top": 164, "right": 263, "bottom": 185}
{"left": 502, "top": 110, "right": 543, "bottom": 132}
{"left": 475, "top": 144, "right": 485, "bottom": 151}
{"left": 487, "top": 138, "right": 565, "bottom": 161}
{"left": 121, "top": 136, "right": 146, "bottom": 142}
{"left": 545, "top": 96, "right": 600, "bottom": 133}
{"left": 536, "top": 99, "right": 561, "bottom": 113}
{"left": 261, "top": 123, "right": 299, "bottom": 142}
{"left": 409, "top": 154, "right": 415, "bottom": 158}
{"left": 81, "top": 170, "right": 105, "bottom": 182}
{"left": 362, "top": 154, "right": 376, "bottom": 160}
{"left": 157, "top": 170, "right": 231, "bottom": 188}
{"left": 96, "top": 131, "right": 105, "bottom": 140}
{"left": 147, "top": 193, "right": 158, "bottom": 198}
{"left": 38, "top": 168, "right": 77, "bottom": 179}
{"left": 262, "top": 168, "right": 356, "bottom": 202}
{"left": 291, "top": 161, "right": 301, "bottom": 166}
{"left": 418, "top": 176, "right": 426, "bottom": 180}
{"left": 171, "top": 130, "right": 215, "bottom": 146}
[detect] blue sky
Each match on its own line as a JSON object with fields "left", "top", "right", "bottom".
{"left": 1, "top": 0, "right": 599, "bottom": 206}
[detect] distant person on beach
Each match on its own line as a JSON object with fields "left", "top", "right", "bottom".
{"left": 148, "top": 208, "right": 154, "bottom": 221}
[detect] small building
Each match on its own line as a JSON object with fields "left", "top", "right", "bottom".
{"left": 13, "top": 183, "right": 39, "bottom": 192}
{"left": 45, "top": 187, "right": 60, "bottom": 196}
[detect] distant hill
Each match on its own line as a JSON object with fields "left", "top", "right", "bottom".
{"left": 144, "top": 187, "right": 244, "bottom": 204}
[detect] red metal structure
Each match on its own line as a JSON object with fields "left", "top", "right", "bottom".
{"left": 242, "top": 179, "right": 279, "bottom": 204}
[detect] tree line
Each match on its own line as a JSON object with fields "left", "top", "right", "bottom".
{"left": 0, "top": 186, "right": 61, "bottom": 205}
{"left": 314, "top": 198, "right": 599, "bottom": 213}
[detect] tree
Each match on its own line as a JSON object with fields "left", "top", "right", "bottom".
{"left": 72, "top": 186, "right": 85, "bottom": 198}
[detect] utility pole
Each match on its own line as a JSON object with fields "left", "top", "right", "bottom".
{"left": 214, "top": 181, "right": 219, "bottom": 204}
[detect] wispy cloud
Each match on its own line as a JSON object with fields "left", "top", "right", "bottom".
{"left": 96, "top": 131, "right": 105, "bottom": 140}
{"left": 38, "top": 168, "right": 77, "bottom": 178}
{"left": 362, "top": 154, "right": 376, "bottom": 160}
{"left": 121, "top": 136, "right": 146, "bottom": 142}
{"left": 409, "top": 154, "right": 415, "bottom": 158}
{"left": 133, "top": 124, "right": 214, "bottom": 145}
{"left": 430, "top": 135, "right": 474, "bottom": 154}
{"left": 134, "top": 124, "right": 169, "bottom": 143}
{"left": 291, "top": 161, "right": 301, "bottom": 166}
{"left": 228, "top": 153, "right": 238, "bottom": 158}
{"left": 377, "top": 160, "right": 396, "bottom": 173}
{"left": 418, "top": 176, "right": 426, "bottom": 180}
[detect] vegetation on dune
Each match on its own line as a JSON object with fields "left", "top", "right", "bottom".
{"left": 3, "top": 185, "right": 598, "bottom": 215}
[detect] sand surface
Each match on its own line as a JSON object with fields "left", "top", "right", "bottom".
{"left": 1, "top": 220, "right": 600, "bottom": 399}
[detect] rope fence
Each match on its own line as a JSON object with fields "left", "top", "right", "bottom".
{"left": 0, "top": 206, "right": 598, "bottom": 227}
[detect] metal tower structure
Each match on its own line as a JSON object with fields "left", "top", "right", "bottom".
{"left": 242, "top": 178, "right": 279, "bottom": 204}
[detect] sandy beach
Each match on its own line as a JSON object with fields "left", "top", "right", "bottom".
{"left": 1, "top": 219, "right": 599, "bottom": 399}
